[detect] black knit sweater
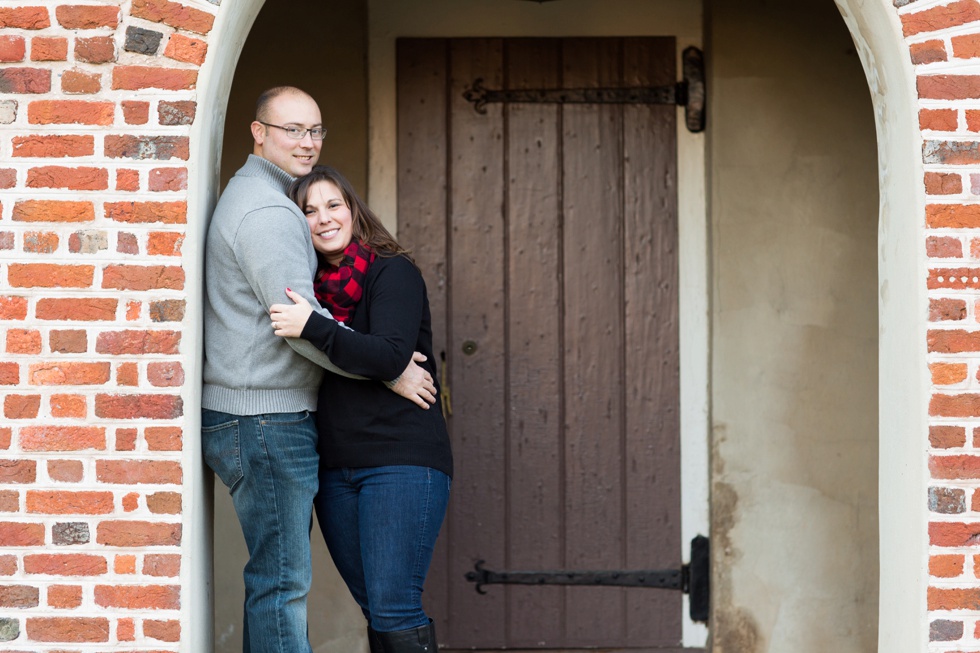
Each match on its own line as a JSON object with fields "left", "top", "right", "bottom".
{"left": 300, "top": 255, "right": 453, "bottom": 478}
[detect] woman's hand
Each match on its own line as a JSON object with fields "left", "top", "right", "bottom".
{"left": 270, "top": 288, "right": 314, "bottom": 338}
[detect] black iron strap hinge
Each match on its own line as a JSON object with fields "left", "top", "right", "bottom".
{"left": 463, "top": 46, "right": 705, "bottom": 132}
{"left": 465, "top": 535, "right": 710, "bottom": 623}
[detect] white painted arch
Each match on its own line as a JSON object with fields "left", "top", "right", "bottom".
{"left": 186, "top": 0, "right": 926, "bottom": 651}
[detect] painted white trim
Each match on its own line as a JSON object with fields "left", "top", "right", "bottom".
{"left": 185, "top": 1, "right": 266, "bottom": 650}
{"left": 367, "top": 2, "right": 708, "bottom": 645}
{"left": 835, "top": 1, "right": 929, "bottom": 650}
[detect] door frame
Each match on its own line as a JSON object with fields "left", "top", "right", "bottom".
{"left": 372, "top": 11, "right": 709, "bottom": 648}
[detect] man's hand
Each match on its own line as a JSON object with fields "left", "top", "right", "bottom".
{"left": 389, "top": 352, "right": 437, "bottom": 409}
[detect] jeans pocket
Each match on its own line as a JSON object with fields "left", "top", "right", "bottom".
{"left": 202, "top": 417, "right": 244, "bottom": 492}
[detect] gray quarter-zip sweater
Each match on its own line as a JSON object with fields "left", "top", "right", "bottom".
{"left": 202, "top": 155, "right": 352, "bottom": 415}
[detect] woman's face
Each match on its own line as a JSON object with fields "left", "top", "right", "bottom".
{"left": 302, "top": 180, "right": 353, "bottom": 265}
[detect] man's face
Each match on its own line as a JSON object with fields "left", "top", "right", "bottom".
{"left": 252, "top": 92, "right": 322, "bottom": 177}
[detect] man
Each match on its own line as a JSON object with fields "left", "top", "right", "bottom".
{"left": 202, "top": 86, "right": 435, "bottom": 653}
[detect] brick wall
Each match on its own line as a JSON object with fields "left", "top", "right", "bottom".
{"left": 0, "top": 1, "right": 213, "bottom": 649}
{"left": 898, "top": 0, "right": 980, "bottom": 648}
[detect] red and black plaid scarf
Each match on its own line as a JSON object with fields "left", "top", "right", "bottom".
{"left": 314, "top": 240, "right": 375, "bottom": 325}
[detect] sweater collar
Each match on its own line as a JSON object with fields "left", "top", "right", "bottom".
{"left": 239, "top": 154, "right": 295, "bottom": 194}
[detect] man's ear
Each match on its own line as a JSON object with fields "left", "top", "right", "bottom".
{"left": 250, "top": 121, "right": 266, "bottom": 145}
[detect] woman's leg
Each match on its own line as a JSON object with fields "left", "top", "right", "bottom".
{"left": 314, "top": 467, "right": 372, "bottom": 622}
{"left": 354, "top": 465, "right": 450, "bottom": 633}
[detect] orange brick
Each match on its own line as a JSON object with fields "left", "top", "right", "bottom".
{"left": 912, "top": 39, "right": 947, "bottom": 64}
{"left": 48, "top": 584, "right": 82, "bottom": 608}
{"left": 0, "top": 7, "right": 50, "bottom": 30}
{"left": 49, "top": 330, "right": 87, "bottom": 353}
{"left": 29, "top": 100, "right": 113, "bottom": 125}
{"left": 105, "top": 136, "right": 189, "bottom": 161}
{"left": 73, "top": 36, "right": 113, "bottom": 64}
{"left": 96, "top": 521, "right": 181, "bottom": 547}
{"left": 146, "top": 491, "right": 180, "bottom": 514}
{"left": 144, "top": 426, "right": 182, "bottom": 451}
{"left": 0, "top": 555, "right": 17, "bottom": 575}
{"left": 931, "top": 362, "right": 969, "bottom": 385}
{"left": 96, "top": 460, "right": 182, "bottom": 485}
{"left": 13, "top": 200, "right": 93, "bottom": 223}
{"left": 104, "top": 201, "right": 187, "bottom": 225}
{"left": 930, "top": 425, "right": 967, "bottom": 448}
{"left": 144, "top": 619, "right": 180, "bottom": 642}
{"left": 117, "top": 617, "right": 135, "bottom": 641}
{"left": 0, "top": 460, "right": 37, "bottom": 483}
{"left": 0, "top": 297, "right": 28, "bottom": 320}
{"left": 4, "top": 394, "right": 40, "bottom": 419}
{"left": 26, "top": 616, "right": 109, "bottom": 643}
{"left": 121, "top": 100, "right": 148, "bottom": 125}
{"left": 115, "top": 428, "right": 137, "bottom": 452}
{"left": 27, "top": 166, "right": 108, "bottom": 190}
{"left": 8, "top": 263, "right": 93, "bottom": 288}
{"left": 102, "top": 265, "right": 184, "bottom": 291}
{"left": 24, "top": 553, "right": 107, "bottom": 575}
{"left": 113, "top": 554, "right": 135, "bottom": 574}
{"left": 147, "top": 232, "right": 184, "bottom": 256}
{"left": 149, "top": 168, "right": 187, "bottom": 191}
{"left": 0, "top": 35, "right": 25, "bottom": 62}
{"left": 23, "top": 230, "right": 59, "bottom": 253}
{"left": 111, "top": 65, "right": 197, "bottom": 91}
{"left": 132, "top": 0, "right": 214, "bottom": 34}
{"left": 126, "top": 301, "right": 140, "bottom": 321}
{"left": 20, "top": 426, "right": 105, "bottom": 452}
{"left": 27, "top": 491, "right": 113, "bottom": 515}
{"left": 29, "top": 362, "right": 110, "bottom": 386}
{"left": 0, "top": 490, "right": 18, "bottom": 512}
{"left": 122, "top": 492, "right": 138, "bottom": 512}
{"left": 30, "top": 36, "right": 67, "bottom": 61}
{"left": 116, "top": 362, "right": 138, "bottom": 386}
{"left": 95, "top": 394, "right": 183, "bottom": 420}
{"left": 37, "top": 298, "right": 117, "bottom": 321}
{"left": 116, "top": 168, "right": 140, "bottom": 191}
{"left": 7, "top": 329, "right": 42, "bottom": 354}
{"left": 94, "top": 584, "right": 179, "bottom": 609}
{"left": 96, "top": 330, "right": 180, "bottom": 355}
{"left": 144, "top": 553, "right": 179, "bottom": 577}
{"left": 55, "top": 5, "right": 118, "bottom": 29}
{"left": 0, "top": 522, "right": 45, "bottom": 546}
{"left": 12, "top": 134, "right": 93, "bottom": 158}
{"left": 164, "top": 32, "right": 206, "bottom": 65}
{"left": 0, "top": 362, "right": 19, "bottom": 385}
{"left": 903, "top": 0, "right": 980, "bottom": 37}
{"left": 49, "top": 395, "right": 86, "bottom": 419}
{"left": 47, "top": 459, "right": 83, "bottom": 482}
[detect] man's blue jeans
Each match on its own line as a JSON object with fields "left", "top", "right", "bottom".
{"left": 202, "top": 408, "right": 319, "bottom": 653}
{"left": 315, "top": 465, "right": 451, "bottom": 633}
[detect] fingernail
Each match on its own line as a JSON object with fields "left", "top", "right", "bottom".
{"left": 286, "top": 287, "right": 291, "bottom": 292}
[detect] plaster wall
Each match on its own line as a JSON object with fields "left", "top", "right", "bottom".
{"left": 708, "top": 1, "right": 879, "bottom": 651}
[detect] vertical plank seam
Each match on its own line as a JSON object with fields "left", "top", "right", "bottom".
{"left": 617, "top": 36, "right": 630, "bottom": 640}
{"left": 501, "top": 37, "right": 513, "bottom": 648}
{"left": 557, "top": 36, "right": 569, "bottom": 644}
{"left": 442, "top": 37, "right": 456, "bottom": 641}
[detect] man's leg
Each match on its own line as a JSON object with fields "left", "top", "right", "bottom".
{"left": 203, "top": 408, "right": 319, "bottom": 653}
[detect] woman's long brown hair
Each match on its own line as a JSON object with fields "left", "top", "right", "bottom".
{"left": 288, "top": 165, "right": 414, "bottom": 263}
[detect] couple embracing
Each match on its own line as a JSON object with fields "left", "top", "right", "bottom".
{"left": 202, "top": 86, "right": 451, "bottom": 653}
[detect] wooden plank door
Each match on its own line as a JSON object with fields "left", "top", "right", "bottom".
{"left": 397, "top": 37, "right": 684, "bottom": 652}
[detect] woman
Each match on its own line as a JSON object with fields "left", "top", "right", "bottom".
{"left": 269, "top": 166, "right": 451, "bottom": 653}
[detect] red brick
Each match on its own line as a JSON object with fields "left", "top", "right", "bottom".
{"left": 931, "top": 393, "right": 980, "bottom": 417}
{"left": 0, "top": 460, "right": 36, "bottom": 484}
{"left": 27, "top": 166, "right": 108, "bottom": 190}
{"left": 96, "top": 521, "right": 181, "bottom": 547}
{"left": 0, "top": 7, "right": 50, "bottom": 30}
{"left": 903, "top": 0, "right": 980, "bottom": 37}
{"left": 926, "top": 172, "right": 963, "bottom": 195}
{"left": 97, "top": 460, "right": 181, "bottom": 485}
{"left": 144, "top": 619, "right": 180, "bottom": 642}
{"left": 73, "top": 36, "right": 113, "bottom": 63}
{"left": 132, "top": 0, "right": 214, "bottom": 34}
{"left": 56, "top": 5, "right": 118, "bottom": 29}
{"left": 912, "top": 38, "right": 948, "bottom": 64}
{"left": 47, "top": 459, "right": 83, "bottom": 482}
{"left": 23, "top": 230, "right": 59, "bottom": 253}
{"left": 932, "top": 297, "right": 965, "bottom": 321}
{"left": 115, "top": 428, "right": 137, "bottom": 452}
{"left": 96, "top": 330, "right": 180, "bottom": 355}
{"left": 121, "top": 100, "right": 149, "bottom": 125}
{"left": 112, "top": 65, "right": 197, "bottom": 91}
{"left": 24, "top": 553, "right": 106, "bottom": 575}
{"left": 29, "top": 362, "right": 110, "bottom": 386}
{"left": 150, "top": 299, "right": 185, "bottom": 322}
{"left": 146, "top": 492, "right": 180, "bottom": 514}
{"left": 116, "top": 168, "right": 140, "bottom": 191}
{"left": 0, "top": 490, "right": 17, "bottom": 512}
{"left": 928, "top": 236, "right": 963, "bottom": 258}
{"left": 102, "top": 265, "right": 184, "bottom": 290}
{"left": 164, "top": 33, "right": 206, "bottom": 65}
{"left": 8, "top": 263, "right": 93, "bottom": 288}
{"left": 930, "top": 521, "right": 980, "bottom": 547}
{"left": 920, "top": 75, "right": 980, "bottom": 100}
{"left": 4, "top": 394, "right": 40, "bottom": 419}
{"left": 37, "top": 298, "right": 117, "bottom": 321}
{"left": 26, "top": 617, "right": 109, "bottom": 643}
{"left": 114, "top": 554, "right": 136, "bottom": 574}
{"left": 126, "top": 300, "right": 141, "bottom": 321}
{"left": 921, "top": 108, "right": 958, "bottom": 132}
{"left": 31, "top": 36, "right": 67, "bottom": 61}
{"left": 20, "top": 426, "right": 105, "bottom": 452}
{"left": 0, "top": 429, "right": 9, "bottom": 449}
{"left": 61, "top": 68, "right": 100, "bottom": 94}
{"left": 0, "top": 67, "right": 51, "bottom": 93}
{"left": 0, "top": 35, "right": 25, "bottom": 62}
{"left": 7, "top": 329, "right": 41, "bottom": 354}
{"left": 49, "top": 330, "right": 87, "bottom": 353}
{"left": 116, "top": 362, "right": 138, "bottom": 386}
{"left": 12, "top": 134, "right": 93, "bottom": 158}
{"left": 147, "top": 363, "right": 184, "bottom": 389}
{"left": 12, "top": 200, "right": 93, "bottom": 223}
{"left": 0, "top": 297, "right": 28, "bottom": 320}
{"left": 105, "top": 137, "right": 189, "bottom": 161}
{"left": 144, "top": 553, "right": 179, "bottom": 577}
{"left": 0, "top": 169, "right": 14, "bottom": 189}
{"left": 0, "top": 585, "right": 38, "bottom": 607}
{"left": 118, "top": 617, "right": 135, "bottom": 641}
{"left": 27, "top": 491, "right": 113, "bottom": 514}
{"left": 0, "top": 362, "right": 19, "bottom": 385}
{"left": 929, "top": 586, "right": 980, "bottom": 611}
{"left": 49, "top": 393, "right": 90, "bottom": 419}
{"left": 931, "top": 425, "right": 967, "bottom": 448}
{"left": 117, "top": 232, "right": 138, "bottom": 255}
{"left": 149, "top": 167, "right": 187, "bottom": 191}
{"left": 0, "top": 522, "right": 44, "bottom": 546}
{"left": 95, "top": 583, "right": 179, "bottom": 609}
{"left": 47, "top": 584, "right": 81, "bottom": 608}
{"left": 931, "top": 454, "right": 980, "bottom": 479}
{"left": 147, "top": 232, "right": 184, "bottom": 256}
{"left": 122, "top": 492, "right": 138, "bottom": 512}
{"left": 929, "top": 329, "right": 980, "bottom": 352}
{"left": 29, "top": 100, "right": 113, "bottom": 125}
{"left": 95, "top": 394, "right": 183, "bottom": 420}
{"left": 0, "top": 555, "right": 17, "bottom": 575}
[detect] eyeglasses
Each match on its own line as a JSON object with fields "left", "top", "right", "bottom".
{"left": 258, "top": 121, "right": 327, "bottom": 141}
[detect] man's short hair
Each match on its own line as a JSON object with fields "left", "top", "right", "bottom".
{"left": 255, "top": 86, "right": 313, "bottom": 122}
